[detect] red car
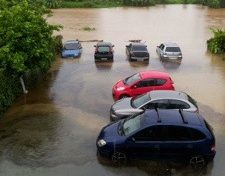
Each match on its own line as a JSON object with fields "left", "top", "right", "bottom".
{"left": 112, "top": 70, "right": 175, "bottom": 101}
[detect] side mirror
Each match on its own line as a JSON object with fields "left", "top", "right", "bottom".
{"left": 112, "top": 45, "right": 115, "bottom": 47}
{"left": 94, "top": 45, "right": 96, "bottom": 47}
{"left": 157, "top": 46, "right": 159, "bottom": 48}
{"left": 79, "top": 46, "right": 82, "bottom": 49}
{"left": 126, "top": 45, "right": 129, "bottom": 47}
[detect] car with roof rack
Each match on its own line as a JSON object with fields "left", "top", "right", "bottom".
{"left": 110, "top": 90, "right": 198, "bottom": 121}
{"left": 97, "top": 109, "right": 216, "bottom": 168}
{"left": 126, "top": 42, "right": 150, "bottom": 62}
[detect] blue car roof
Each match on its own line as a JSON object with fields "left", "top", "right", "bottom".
{"left": 142, "top": 109, "right": 204, "bottom": 127}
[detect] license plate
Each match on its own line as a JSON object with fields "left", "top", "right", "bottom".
{"left": 101, "top": 58, "right": 108, "bottom": 61}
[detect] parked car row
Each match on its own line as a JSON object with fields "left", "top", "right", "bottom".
{"left": 96, "top": 70, "right": 216, "bottom": 169}
{"left": 61, "top": 40, "right": 182, "bottom": 63}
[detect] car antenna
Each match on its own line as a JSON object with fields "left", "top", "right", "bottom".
{"left": 179, "top": 109, "right": 188, "bottom": 124}
{"left": 155, "top": 106, "right": 161, "bottom": 123}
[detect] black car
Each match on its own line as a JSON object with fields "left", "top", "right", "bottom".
{"left": 126, "top": 43, "right": 150, "bottom": 62}
{"left": 94, "top": 42, "right": 114, "bottom": 61}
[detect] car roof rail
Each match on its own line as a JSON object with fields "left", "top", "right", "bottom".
{"left": 155, "top": 108, "right": 161, "bottom": 123}
{"left": 179, "top": 109, "right": 188, "bottom": 124}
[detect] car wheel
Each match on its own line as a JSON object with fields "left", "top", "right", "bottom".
{"left": 111, "top": 152, "right": 127, "bottom": 164}
{"left": 190, "top": 155, "right": 206, "bottom": 169}
{"left": 119, "top": 94, "right": 129, "bottom": 99}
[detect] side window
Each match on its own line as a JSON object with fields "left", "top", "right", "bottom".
{"left": 133, "top": 126, "right": 162, "bottom": 141}
{"left": 145, "top": 99, "right": 170, "bottom": 109}
{"left": 155, "top": 79, "right": 166, "bottom": 86}
{"left": 136, "top": 79, "right": 155, "bottom": 88}
{"left": 162, "top": 126, "right": 192, "bottom": 141}
{"left": 159, "top": 44, "right": 164, "bottom": 50}
{"left": 189, "top": 128, "right": 206, "bottom": 140}
{"left": 168, "top": 100, "right": 190, "bottom": 109}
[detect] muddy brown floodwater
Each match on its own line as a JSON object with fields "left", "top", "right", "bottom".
{"left": 0, "top": 5, "right": 225, "bottom": 176}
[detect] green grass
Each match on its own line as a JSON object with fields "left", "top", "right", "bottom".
{"left": 62, "top": 1, "right": 123, "bottom": 8}
{"left": 61, "top": 0, "right": 201, "bottom": 8}
{"left": 80, "top": 26, "right": 96, "bottom": 31}
{"left": 60, "top": 0, "right": 224, "bottom": 8}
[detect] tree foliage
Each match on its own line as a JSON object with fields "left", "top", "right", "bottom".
{"left": 207, "top": 29, "right": 225, "bottom": 54}
{"left": 0, "top": 0, "right": 61, "bottom": 75}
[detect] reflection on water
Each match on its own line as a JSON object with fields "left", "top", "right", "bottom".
{"left": 0, "top": 4, "right": 225, "bottom": 176}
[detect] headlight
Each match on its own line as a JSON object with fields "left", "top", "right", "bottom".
{"left": 116, "top": 87, "right": 125, "bottom": 91}
{"left": 97, "top": 139, "right": 107, "bottom": 147}
{"left": 111, "top": 112, "right": 118, "bottom": 119}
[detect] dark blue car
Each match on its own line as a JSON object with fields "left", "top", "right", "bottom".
{"left": 96, "top": 109, "right": 216, "bottom": 168}
{"left": 61, "top": 40, "right": 82, "bottom": 58}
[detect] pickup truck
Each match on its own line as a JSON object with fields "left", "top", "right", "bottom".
{"left": 126, "top": 43, "right": 150, "bottom": 62}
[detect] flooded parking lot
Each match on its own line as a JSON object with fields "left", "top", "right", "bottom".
{"left": 0, "top": 5, "right": 225, "bottom": 176}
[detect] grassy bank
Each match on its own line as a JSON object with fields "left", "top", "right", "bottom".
{"left": 61, "top": 0, "right": 224, "bottom": 8}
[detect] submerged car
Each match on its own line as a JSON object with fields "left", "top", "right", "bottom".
{"left": 97, "top": 109, "right": 216, "bottom": 168}
{"left": 61, "top": 40, "right": 82, "bottom": 58}
{"left": 94, "top": 42, "right": 114, "bottom": 61}
{"left": 156, "top": 42, "right": 182, "bottom": 62}
{"left": 126, "top": 43, "right": 150, "bottom": 62}
{"left": 112, "top": 70, "right": 175, "bottom": 101}
{"left": 110, "top": 90, "right": 198, "bottom": 121}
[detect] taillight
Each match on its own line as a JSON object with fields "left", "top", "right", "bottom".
{"left": 109, "top": 48, "right": 113, "bottom": 54}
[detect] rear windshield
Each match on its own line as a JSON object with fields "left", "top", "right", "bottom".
{"left": 132, "top": 45, "right": 147, "bottom": 52}
{"left": 131, "top": 93, "right": 151, "bottom": 108}
{"left": 64, "top": 43, "right": 79, "bottom": 50}
{"left": 165, "top": 47, "right": 181, "bottom": 52}
{"left": 98, "top": 46, "right": 110, "bottom": 52}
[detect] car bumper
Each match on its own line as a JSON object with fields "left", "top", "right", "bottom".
{"left": 62, "top": 54, "right": 80, "bottom": 58}
{"left": 95, "top": 54, "right": 113, "bottom": 61}
{"left": 112, "top": 88, "right": 120, "bottom": 101}
{"left": 161, "top": 56, "right": 182, "bottom": 61}
{"left": 130, "top": 56, "right": 149, "bottom": 61}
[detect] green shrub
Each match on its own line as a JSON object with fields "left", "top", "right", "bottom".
{"left": 207, "top": 28, "right": 225, "bottom": 54}
{"left": 0, "top": 0, "right": 61, "bottom": 76}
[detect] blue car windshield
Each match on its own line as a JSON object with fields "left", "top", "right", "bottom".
{"left": 131, "top": 93, "right": 151, "bottom": 108}
{"left": 123, "top": 73, "right": 141, "bottom": 85}
{"left": 64, "top": 43, "right": 80, "bottom": 50}
{"left": 123, "top": 114, "right": 142, "bottom": 136}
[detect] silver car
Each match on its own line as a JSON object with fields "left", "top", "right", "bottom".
{"left": 110, "top": 90, "right": 198, "bottom": 121}
{"left": 156, "top": 42, "right": 182, "bottom": 62}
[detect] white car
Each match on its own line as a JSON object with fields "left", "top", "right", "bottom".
{"left": 110, "top": 90, "right": 198, "bottom": 121}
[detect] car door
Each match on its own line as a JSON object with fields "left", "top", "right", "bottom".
{"left": 125, "top": 126, "right": 163, "bottom": 160}
{"left": 159, "top": 126, "right": 196, "bottom": 160}
{"left": 130, "top": 79, "right": 156, "bottom": 97}
{"left": 157, "top": 44, "right": 164, "bottom": 57}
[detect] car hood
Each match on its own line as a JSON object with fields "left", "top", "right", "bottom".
{"left": 62, "top": 49, "right": 80, "bottom": 56}
{"left": 114, "top": 80, "right": 127, "bottom": 89}
{"left": 98, "top": 121, "right": 121, "bottom": 140}
{"left": 112, "top": 97, "right": 133, "bottom": 111}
